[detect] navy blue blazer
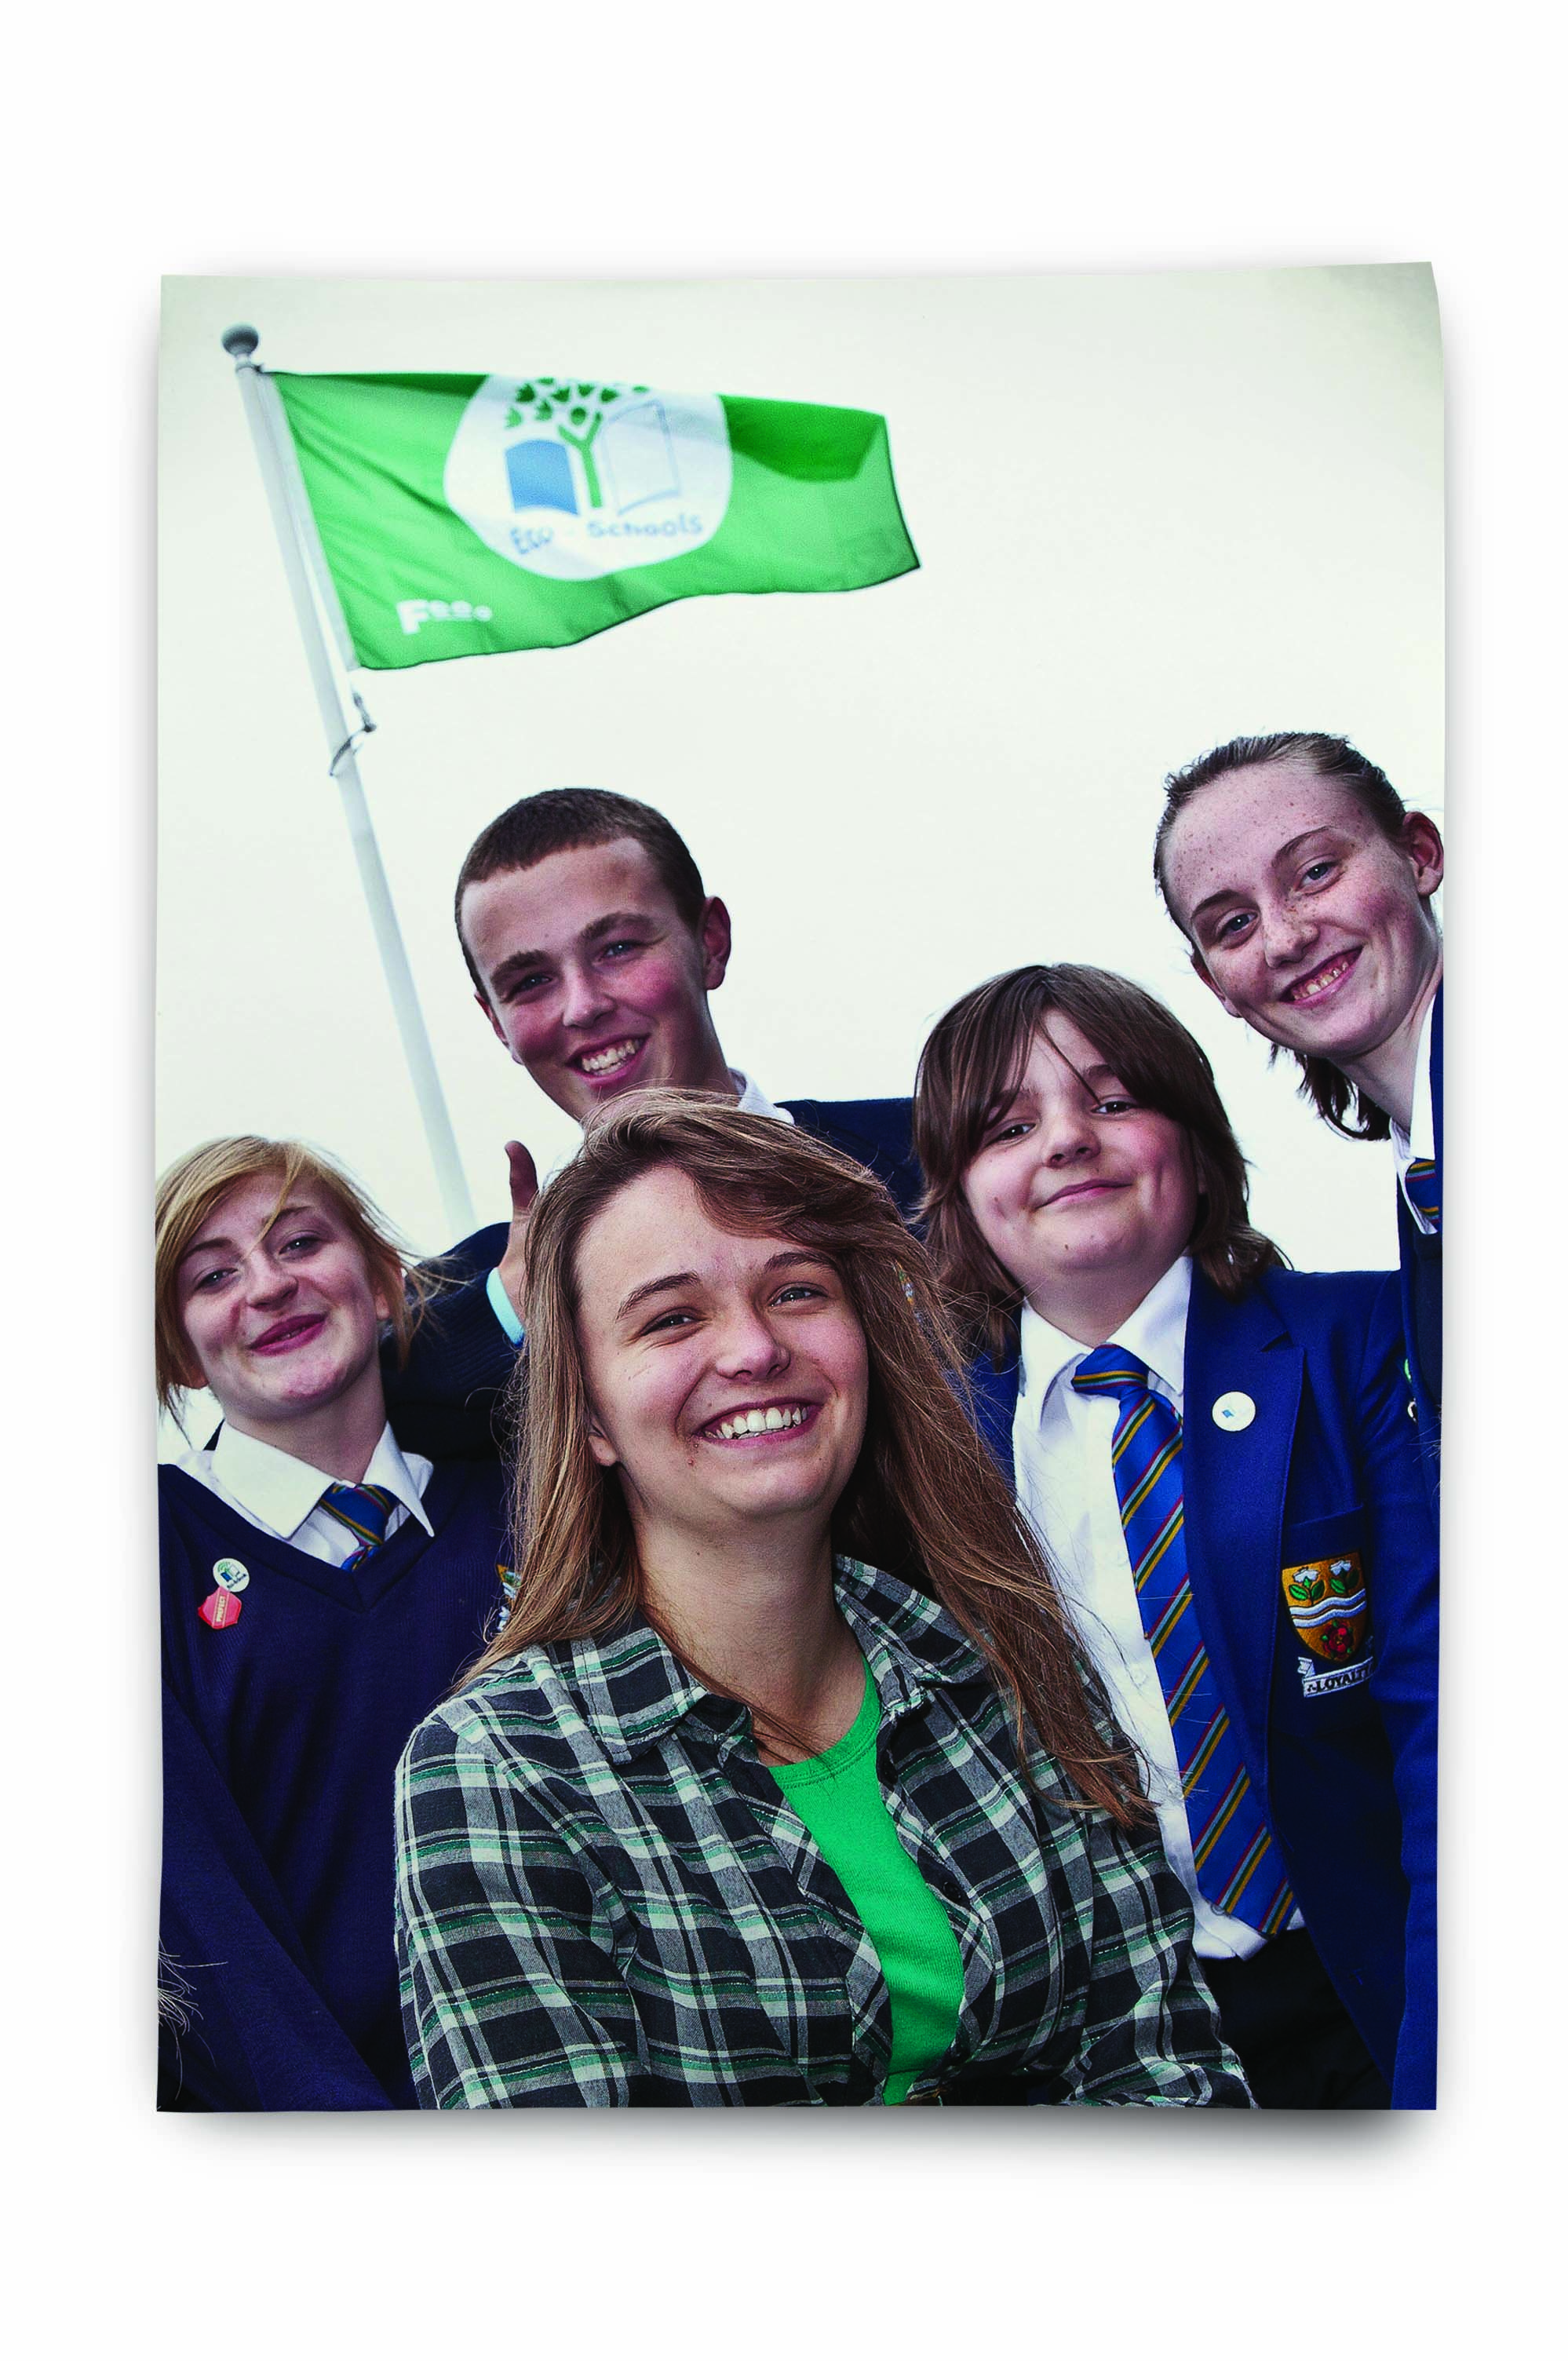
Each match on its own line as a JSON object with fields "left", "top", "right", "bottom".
{"left": 385, "top": 1094, "right": 921, "bottom": 1459}
{"left": 967, "top": 1264, "right": 1439, "bottom": 2107}
{"left": 1398, "top": 983, "right": 1442, "bottom": 1520}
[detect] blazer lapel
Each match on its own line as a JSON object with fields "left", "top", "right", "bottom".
{"left": 1182, "top": 1272, "right": 1302, "bottom": 1795}
{"left": 965, "top": 1350, "right": 1021, "bottom": 1481}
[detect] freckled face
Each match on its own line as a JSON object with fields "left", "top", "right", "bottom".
{"left": 460, "top": 838, "right": 733, "bottom": 1124}
{"left": 1161, "top": 762, "right": 1443, "bottom": 1067}
{"left": 175, "top": 1176, "right": 391, "bottom": 1431}
{"left": 961, "top": 1017, "right": 1199, "bottom": 1314}
{"left": 572, "top": 1166, "right": 869, "bottom": 1545}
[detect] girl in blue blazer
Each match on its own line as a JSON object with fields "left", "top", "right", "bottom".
{"left": 1151, "top": 731, "right": 1443, "bottom": 1510}
{"left": 913, "top": 964, "right": 1439, "bottom": 2107}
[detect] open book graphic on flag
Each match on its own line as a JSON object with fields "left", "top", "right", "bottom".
{"left": 270, "top": 372, "right": 920, "bottom": 668}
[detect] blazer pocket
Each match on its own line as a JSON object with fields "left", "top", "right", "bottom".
{"left": 1278, "top": 1507, "right": 1374, "bottom": 1706}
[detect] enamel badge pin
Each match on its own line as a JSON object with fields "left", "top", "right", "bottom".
{"left": 199, "top": 1557, "right": 250, "bottom": 1629}
{"left": 1211, "top": 1391, "right": 1256, "bottom": 1432}
{"left": 1281, "top": 1553, "right": 1371, "bottom": 1696}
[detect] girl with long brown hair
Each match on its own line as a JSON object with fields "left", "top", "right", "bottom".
{"left": 913, "top": 964, "right": 1439, "bottom": 2109}
{"left": 394, "top": 1092, "right": 1247, "bottom": 2107}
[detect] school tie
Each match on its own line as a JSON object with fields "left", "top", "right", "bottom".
{"left": 1403, "top": 1156, "right": 1441, "bottom": 1233}
{"left": 1071, "top": 1347, "right": 1295, "bottom": 1937}
{"left": 319, "top": 1481, "right": 399, "bottom": 1569}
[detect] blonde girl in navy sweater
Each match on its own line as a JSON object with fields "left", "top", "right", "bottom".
{"left": 156, "top": 1135, "right": 509, "bottom": 2110}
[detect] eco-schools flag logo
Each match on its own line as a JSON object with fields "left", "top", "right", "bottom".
{"left": 445, "top": 376, "right": 733, "bottom": 582}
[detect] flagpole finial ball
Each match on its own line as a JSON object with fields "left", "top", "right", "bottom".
{"left": 222, "top": 323, "right": 260, "bottom": 360}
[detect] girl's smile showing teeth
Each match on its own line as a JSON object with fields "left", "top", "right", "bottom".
{"left": 1283, "top": 950, "right": 1359, "bottom": 1005}
{"left": 574, "top": 1166, "right": 867, "bottom": 1538}
{"left": 702, "top": 1402, "right": 819, "bottom": 1443}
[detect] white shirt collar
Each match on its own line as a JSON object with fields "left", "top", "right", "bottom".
{"left": 1390, "top": 994, "right": 1437, "bottom": 1165}
{"left": 204, "top": 1421, "right": 434, "bottom": 1544}
{"left": 731, "top": 1068, "right": 794, "bottom": 1124}
{"left": 1017, "top": 1255, "right": 1192, "bottom": 1412}
{"left": 545, "top": 1067, "right": 794, "bottom": 1187}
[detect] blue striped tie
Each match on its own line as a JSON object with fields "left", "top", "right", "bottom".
{"left": 319, "top": 1481, "right": 398, "bottom": 1570}
{"left": 1072, "top": 1347, "right": 1294, "bottom": 1937}
{"left": 1403, "top": 1156, "right": 1440, "bottom": 1233}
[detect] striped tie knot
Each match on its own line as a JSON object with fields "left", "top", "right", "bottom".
{"left": 1072, "top": 1345, "right": 1155, "bottom": 1406}
{"left": 320, "top": 1481, "right": 399, "bottom": 1568}
{"left": 1404, "top": 1156, "right": 1440, "bottom": 1233}
{"left": 1070, "top": 1341, "right": 1294, "bottom": 1940}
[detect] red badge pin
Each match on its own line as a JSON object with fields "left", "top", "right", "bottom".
{"left": 199, "top": 1588, "right": 244, "bottom": 1629}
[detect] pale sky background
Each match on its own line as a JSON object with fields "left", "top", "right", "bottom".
{"left": 158, "top": 265, "right": 1442, "bottom": 1445}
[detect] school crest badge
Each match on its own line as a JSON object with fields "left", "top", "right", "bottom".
{"left": 1282, "top": 1553, "right": 1373, "bottom": 1697}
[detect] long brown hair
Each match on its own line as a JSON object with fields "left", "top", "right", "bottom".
{"left": 914, "top": 965, "right": 1284, "bottom": 1363}
{"left": 1153, "top": 730, "right": 1435, "bottom": 1142}
{"left": 155, "top": 1134, "right": 430, "bottom": 1418}
{"left": 467, "top": 1091, "right": 1146, "bottom": 1826}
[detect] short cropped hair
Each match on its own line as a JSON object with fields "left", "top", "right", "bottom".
{"left": 155, "top": 1135, "right": 426, "bottom": 1418}
{"left": 914, "top": 965, "right": 1284, "bottom": 1363}
{"left": 454, "top": 789, "right": 708, "bottom": 991}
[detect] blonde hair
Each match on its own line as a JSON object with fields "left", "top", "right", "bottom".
{"left": 466, "top": 1091, "right": 1147, "bottom": 1827}
{"left": 155, "top": 1135, "right": 427, "bottom": 1418}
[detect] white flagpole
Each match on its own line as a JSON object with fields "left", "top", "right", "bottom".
{"left": 221, "top": 324, "right": 476, "bottom": 1239}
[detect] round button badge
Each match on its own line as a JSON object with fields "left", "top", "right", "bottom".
{"left": 211, "top": 1557, "right": 250, "bottom": 1593}
{"left": 1211, "top": 1391, "right": 1256, "bottom": 1432}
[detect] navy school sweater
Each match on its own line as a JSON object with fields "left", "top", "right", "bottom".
{"left": 159, "top": 1456, "right": 510, "bottom": 2110}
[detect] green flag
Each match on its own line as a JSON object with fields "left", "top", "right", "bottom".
{"left": 270, "top": 371, "right": 919, "bottom": 670}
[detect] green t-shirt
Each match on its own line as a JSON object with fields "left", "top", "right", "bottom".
{"left": 768, "top": 1661, "right": 966, "bottom": 2104}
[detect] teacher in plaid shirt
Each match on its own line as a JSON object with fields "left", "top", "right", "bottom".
{"left": 394, "top": 1094, "right": 1249, "bottom": 2107}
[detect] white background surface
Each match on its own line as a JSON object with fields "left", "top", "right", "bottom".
{"left": 8, "top": 4, "right": 1559, "bottom": 2354}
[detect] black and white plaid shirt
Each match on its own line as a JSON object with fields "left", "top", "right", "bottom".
{"left": 394, "top": 1558, "right": 1251, "bottom": 2107}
